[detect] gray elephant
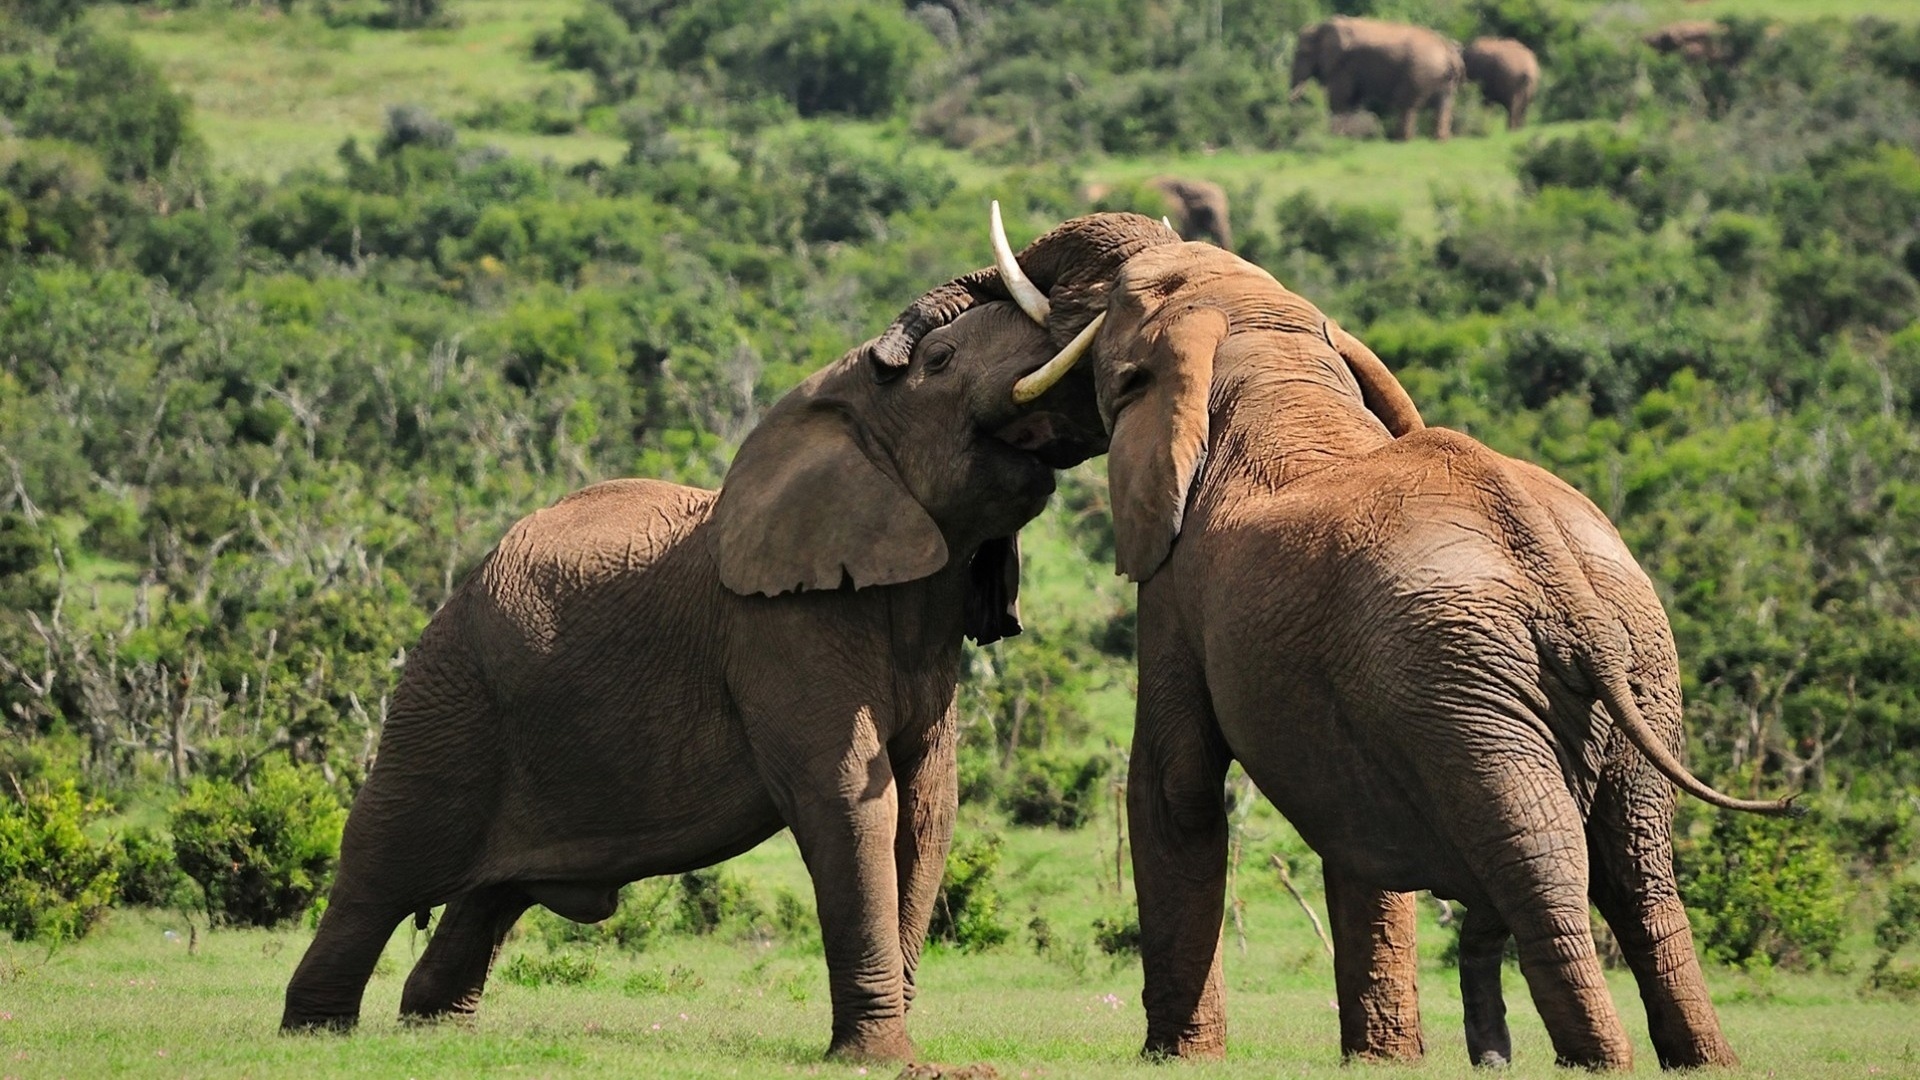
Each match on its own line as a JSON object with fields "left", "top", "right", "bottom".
{"left": 1645, "top": 20, "right": 1726, "bottom": 64}
{"left": 1464, "top": 37, "right": 1540, "bottom": 131}
{"left": 1291, "top": 16, "right": 1464, "bottom": 141}
{"left": 1083, "top": 177, "right": 1233, "bottom": 251}
{"left": 995, "top": 214, "right": 1796, "bottom": 1070}
{"left": 277, "top": 209, "right": 1136, "bottom": 1062}
{"left": 1146, "top": 176, "right": 1233, "bottom": 251}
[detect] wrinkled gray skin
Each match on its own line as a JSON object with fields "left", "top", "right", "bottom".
{"left": 1464, "top": 37, "right": 1541, "bottom": 131}
{"left": 982, "top": 214, "right": 1793, "bottom": 1070}
{"left": 279, "top": 241, "right": 1116, "bottom": 1061}
{"left": 1291, "top": 16, "right": 1465, "bottom": 141}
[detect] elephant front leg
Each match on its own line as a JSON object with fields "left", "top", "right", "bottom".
{"left": 762, "top": 719, "right": 915, "bottom": 1063}
{"left": 1322, "top": 870, "right": 1424, "bottom": 1062}
{"left": 1130, "top": 666, "right": 1232, "bottom": 1059}
{"left": 892, "top": 721, "right": 958, "bottom": 1011}
{"left": 399, "top": 885, "right": 533, "bottom": 1020}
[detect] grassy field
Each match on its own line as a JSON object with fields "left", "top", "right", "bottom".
{"left": 95, "top": 0, "right": 624, "bottom": 178}
{"left": 5, "top": 838, "right": 1915, "bottom": 1080}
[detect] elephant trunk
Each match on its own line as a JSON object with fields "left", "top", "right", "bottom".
{"left": 863, "top": 267, "right": 1002, "bottom": 378}
{"left": 867, "top": 210, "right": 1181, "bottom": 372}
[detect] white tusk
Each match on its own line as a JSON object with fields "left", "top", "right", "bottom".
{"left": 1013, "top": 312, "right": 1105, "bottom": 405}
{"left": 1162, "top": 216, "right": 1175, "bottom": 231}
{"left": 990, "top": 200, "right": 1050, "bottom": 326}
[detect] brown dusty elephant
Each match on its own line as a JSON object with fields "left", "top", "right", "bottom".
{"left": 1464, "top": 37, "right": 1540, "bottom": 131}
{"left": 1645, "top": 20, "right": 1726, "bottom": 64}
{"left": 1291, "top": 16, "right": 1465, "bottom": 142}
{"left": 278, "top": 209, "right": 1140, "bottom": 1061}
{"left": 1083, "top": 177, "right": 1233, "bottom": 251}
{"left": 997, "top": 214, "right": 1796, "bottom": 1070}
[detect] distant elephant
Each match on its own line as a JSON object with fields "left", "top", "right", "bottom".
{"left": 1082, "top": 177, "right": 1233, "bottom": 251}
{"left": 278, "top": 209, "right": 1127, "bottom": 1062}
{"left": 997, "top": 214, "right": 1796, "bottom": 1069}
{"left": 1291, "top": 16, "right": 1465, "bottom": 141}
{"left": 1464, "top": 37, "right": 1540, "bottom": 130}
{"left": 1644, "top": 20, "right": 1726, "bottom": 64}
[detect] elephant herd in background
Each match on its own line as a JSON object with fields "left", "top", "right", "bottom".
{"left": 282, "top": 207, "right": 1798, "bottom": 1071}
{"left": 1291, "top": 15, "right": 1538, "bottom": 142}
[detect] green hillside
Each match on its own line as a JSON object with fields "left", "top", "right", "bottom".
{"left": 5, "top": 0, "right": 1920, "bottom": 1075}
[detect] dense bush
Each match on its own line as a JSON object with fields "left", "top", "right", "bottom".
{"left": 169, "top": 765, "right": 346, "bottom": 927}
{"left": 0, "top": 782, "right": 119, "bottom": 943}
{"left": 114, "top": 826, "right": 190, "bottom": 909}
{"left": 1001, "top": 751, "right": 1110, "bottom": 829}
{"left": 1676, "top": 811, "right": 1847, "bottom": 971}
{"left": 929, "top": 833, "right": 1009, "bottom": 951}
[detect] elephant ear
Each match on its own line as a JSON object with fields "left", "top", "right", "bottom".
{"left": 963, "top": 534, "right": 1022, "bottom": 645}
{"left": 1325, "top": 317, "right": 1424, "bottom": 437}
{"left": 1108, "top": 306, "right": 1231, "bottom": 583}
{"left": 713, "top": 401, "right": 948, "bottom": 597}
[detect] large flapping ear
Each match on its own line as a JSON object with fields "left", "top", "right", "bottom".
{"left": 713, "top": 400, "right": 948, "bottom": 597}
{"left": 1324, "top": 317, "right": 1424, "bottom": 437}
{"left": 1108, "top": 306, "right": 1231, "bottom": 583}
{"left": 963, "top": 535, "right": 1022, "bottom": 645}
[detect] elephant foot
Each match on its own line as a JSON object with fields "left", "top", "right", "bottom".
{"left": 397, "top": 1002, "right": 480, "bottom": 1026}
{"left": 1345, "top": 1039, "right": 1425, "bottom": 1065}
{"left": 1141, "top": 1026, "right": 1227, "bottom": 1061}
{"left": 826, "top": 1021, "right": 919, "bottom": 1064}
{"left": 1654, "top": 1036, "right": 1738, "bottom": 1070}
{"left": 1474, "top": 1049, "right": 1511, "bottom": 1068}
{"left": 279, "top": 1012, "right": 359, "bottom": 1034}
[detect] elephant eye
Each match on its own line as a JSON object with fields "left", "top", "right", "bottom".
{"left": 922, "top": 343, "right": 955, "bottom": 372}
{"left": 1114, "top": 366, "right": 1152, "bottom": 405}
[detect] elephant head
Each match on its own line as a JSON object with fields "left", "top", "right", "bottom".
{"left": 1000, "top": 213, "right": 1423, "bottom": 581}
{"left": 711, "top": 208, "right": 1124, "bottom": 642}
{"left": 1289, "top": 20, "right": 1334, "bottom": 96}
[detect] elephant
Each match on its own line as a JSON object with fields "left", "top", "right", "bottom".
{"left": 1645, "top": 20, "right": 1726, "bottom": 64}
{"left": 1082, "top": 177, "right": 1233, "bottom": 251}
{"left": 1463, "top": 37, "right": 1540, "bottom": 131}
{"left": 997, "top": 213, "right": 1797, "bottom": 1070}
{"left": 278, "top": 207, "right": 1135, "bottom": 1062}
{"left": 1291, "top": 16, "right": 1465, "bottom": 142}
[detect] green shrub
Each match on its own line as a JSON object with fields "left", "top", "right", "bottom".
{"left": 499, "top": 950, "right": 599, "bottom": 987}
{"left": 621, "top": 962, "right": 703, "bottom": 996}
{"left": 1092, "top": 910, "right": 1140, "bottom": 957}
{"left": 0, "top": 781, "right": 118, "bottom": 944}
{"left": 675, "top": 867, "right": 762, "bottom": 936}
{"left": 1001, "top": 752, "right": 1109, "bottom": 829}
{"left": 169, "top": 763, "right": 346, "bottom": 927}
{"left": 718, "top": 0, "right": 934, "bottom": 119}
{"left": 1866, "top": 880, "right": 1920, "bottom": 999}
{"left": 929, "top": 833, "right": 1009, "bottom": 951}
{"left": 114, "top": 826, "right": 190, "bottom": 909}
{"left": 1677, "top": 810, "right": 1846, "bottom": 971}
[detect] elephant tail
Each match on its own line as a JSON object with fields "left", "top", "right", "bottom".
{"left": 1477, "top": 440, "right": 1803, "bottom": 818}
{"left": 1577, "top": 634, "right": 1802, "bottom": 818}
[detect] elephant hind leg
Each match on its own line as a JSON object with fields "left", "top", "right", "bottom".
{"left": 1588, "top": 761, "right": 1736, "bottom": 1068}
{"left": 1324, "top": 871, "right": 1424, "bottom": 1062}
{"left": 1440, "top": 754, "right": 1631, "bottom": 1069}
{"left": 1458, "top": 905, "right": 1514, "bottom": 1067}
{"left": 282, "top": 899, "right": 411, "bottom": 1030}
{"left": 399, "top": 885, "right": 534, "bottom": 1021}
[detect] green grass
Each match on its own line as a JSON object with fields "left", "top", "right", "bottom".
{"left": 1086, "top": 124, "right": 1564, "bottom": 239}
{"left": 95, "top": 0, "right": 623, "bottom": 178}
{"left": 6, "top": 831, "right": 1915, "bottom": 1079}
{"left": 1571, "top": 0, "right": 1920, "bottom": 22}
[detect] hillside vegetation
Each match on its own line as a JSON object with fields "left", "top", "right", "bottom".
{"left": 4, "top": 0, "right": 1920, "bottom": 1074}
